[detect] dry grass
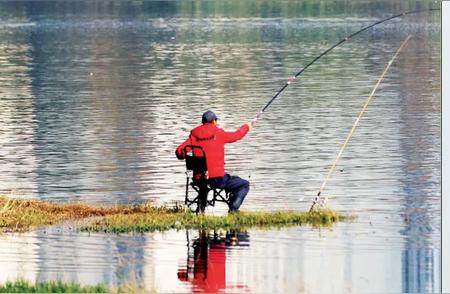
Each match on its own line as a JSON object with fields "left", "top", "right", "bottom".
{"left": 0, "top": 195, "right": 178, "bottom": 233}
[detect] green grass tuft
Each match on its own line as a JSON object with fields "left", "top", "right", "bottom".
{"left": 0, "top": 280, "right": 109, "bottom": 293}
{"left": 81, "top": 208, "right": 344, "bottom": 233}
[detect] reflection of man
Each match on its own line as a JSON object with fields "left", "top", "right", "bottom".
{"left": 176, "top": 111, "right": 252, "bottom": 212}
{"left": 177, "top": 231, "right": 226, "bottom": 292}
{"left": 177, "top": 230, "right": 250, "bottom": 292}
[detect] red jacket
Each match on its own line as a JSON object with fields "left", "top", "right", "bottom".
{"left": 176, "top": 123, "right": 250, "bottom": 178}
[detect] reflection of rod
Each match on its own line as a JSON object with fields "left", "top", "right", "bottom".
{"left": 251, "top": 8, "right": 439, "bottom": 125}
{"left": 309, "top": 34, "right": 412, "bottom": 212}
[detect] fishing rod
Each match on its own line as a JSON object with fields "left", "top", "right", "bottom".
{"left": 309, "top": 34, "right": 412, "bottom": 212}
{"left": 251, "top": 8, "right": 439, "bottom": 125}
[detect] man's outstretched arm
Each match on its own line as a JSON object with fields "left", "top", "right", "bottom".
{"left": 222, "top": 123, "right": 252, "bottom": 143}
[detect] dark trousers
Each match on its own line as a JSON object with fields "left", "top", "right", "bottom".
{"left": 208, "top": 174, "right": 249, "bottom": 212}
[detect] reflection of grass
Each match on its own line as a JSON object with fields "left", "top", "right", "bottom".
{"left": 0, "top": 196, "right": 344, "bottom": 233}
{"left": 0, "top": 280, "right": 108, "bottom": 293}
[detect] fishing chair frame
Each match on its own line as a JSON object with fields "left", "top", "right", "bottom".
{"left": 183, "top": 145, "right": 230, "bottom": 213}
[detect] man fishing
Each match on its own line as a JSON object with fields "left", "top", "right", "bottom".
{"left": 175, "top": 110, "right": 252, "bottom": 212}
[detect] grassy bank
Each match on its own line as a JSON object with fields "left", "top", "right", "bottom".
{"left": 1, "top": 196, "right": 344, "bottom": 233}
{"left": 0, "top": 195, "right": 177, "bottom": 233}
{"left": 81, "top": 208, "right": 343, "bottom": 233}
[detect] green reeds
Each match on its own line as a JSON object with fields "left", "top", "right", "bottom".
{"left": 1, "top": 195, "right": 344, "bottom": 233}
{"left": 0, "top": 280, "right": 108, "bottom": 293}
{"left": 0, "top": 280, "right": 153, "bottom": 293}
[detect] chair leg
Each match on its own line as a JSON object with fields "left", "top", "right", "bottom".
{"left": 185, "top": 179, "right": 201, "bottom": 211}
{"left": 213, "top": 188, "right": 230, "bottom": 204}
{"left": 207, "top": 187, "right": 215, "bottom": 207}
{"left": 185, "top": 177, "right": 190, "bottom": 205}
{"left": 196, "top": 180, "right": 208, "bottom": 214}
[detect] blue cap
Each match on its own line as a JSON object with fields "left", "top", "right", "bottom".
{"left": 202, "top": 110, "right": 218, "bottom": 123}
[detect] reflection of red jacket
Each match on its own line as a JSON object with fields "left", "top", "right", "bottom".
{"left": 176, "top": 123, "right": 249, "bottom": 178}
{"left": 197, "top": 243, "right": 226, "bottom": 292}
{"left": 177, "top": 242, "right": 226, "bottom": 292}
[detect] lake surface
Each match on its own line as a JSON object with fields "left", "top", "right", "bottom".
{"left": 0, "top": 0, "right": 440, "bottom": 292}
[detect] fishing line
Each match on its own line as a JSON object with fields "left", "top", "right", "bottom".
{"left": 309, "top": 34, "right": 412, "bottom": 212}
{"left": 250, "top": 8, "right": 439, "bottom": 125}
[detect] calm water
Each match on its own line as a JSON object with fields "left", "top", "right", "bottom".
{"left": 0, "top": 0, "right": 440, "bottom": 292}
